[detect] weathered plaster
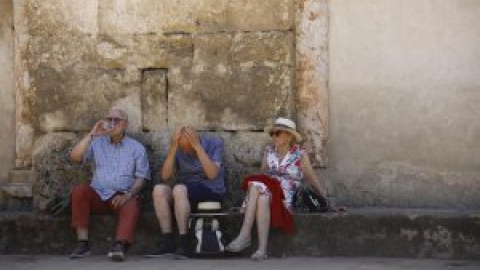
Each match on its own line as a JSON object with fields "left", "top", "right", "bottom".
{"left": 328, "top": 0, "right": 480, "bottom": 208}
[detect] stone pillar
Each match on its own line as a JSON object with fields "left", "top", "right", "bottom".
{"left": 0, "top": 0, "right": 15, "bottom": 178}
{"left": 1, "top": 0, "right": 33, "bottom": 210}
{"left": 295, "top": 0, "right": 329, "bottom": 167}
{"left": 13, "top": 0, "right": 34, "bottom": 169}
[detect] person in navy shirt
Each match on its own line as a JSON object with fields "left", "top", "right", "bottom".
{"left": 69, "top": 107, "right": 150, "bottom": 261}
{"left": 146, "top": 127, "right": 225, "bottom": 258}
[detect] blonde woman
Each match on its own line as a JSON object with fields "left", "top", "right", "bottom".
{"left": 226, "top": 117, "right": 342, "bottom": 260}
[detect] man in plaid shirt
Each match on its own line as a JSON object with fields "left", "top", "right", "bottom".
{"left": 68, "top": 107, "right": 150, "bottom": 261}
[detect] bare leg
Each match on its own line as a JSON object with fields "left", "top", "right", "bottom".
{"left": 172, "top": 184, "right": 190, "bottom": 235}
{"left": 227, "top": 185, "right": 260, "bottom": 251}
{"left": 152, "top": 185, "right": 173, "bottom": 233}
{"left": 254, "top": 194, "right": 271, "bottom": 255}
{"left": 237, "top": 185, "right": 260, "bottom": 239}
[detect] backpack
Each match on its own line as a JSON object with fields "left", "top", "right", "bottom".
{"left": 189, "top": 215, "right": 227, "bottom": 257}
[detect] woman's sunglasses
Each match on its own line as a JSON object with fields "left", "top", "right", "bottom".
{"left": 269, "top": 130, "right": 284, "bottom": 137}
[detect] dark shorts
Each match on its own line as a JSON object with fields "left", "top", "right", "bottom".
{"left": 177, "top": 182, "right": 223, "bottom": 209}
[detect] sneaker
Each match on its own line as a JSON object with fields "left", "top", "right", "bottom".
{"left": 174, "top": 245, "right": 190, "bottom": 260}
{"left": 145, "top": 239, "right": 176, "bottom": 258}
{"left": 174, "top": 235, "right": 191, "bottom": 260}
{"left": 70, "top": 241, "right": 90, "bottom": 259}
{"left": 108, "top": 241, "right": 128, "bottom": 262}
{"left": 226, "top": 236, "right": 251, "bottom": 252}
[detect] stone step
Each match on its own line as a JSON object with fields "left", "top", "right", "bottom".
{"left": 0, "top": 208, "right": 479, "bottom": 259}
{"left": 8, "top": 170, "right": 34, "bottom": 184}
{"left": 1, "top": 183, "right": 32, "bottom": 198}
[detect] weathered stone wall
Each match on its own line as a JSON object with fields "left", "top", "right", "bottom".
{"left": 8, "top": 0, "right": 298, "bottom": 211}
{"left": 327, "top": 0, "right": 480, "bottom": 209}
{"left": 0, "top": 0, "right": 16, "bottom": 208}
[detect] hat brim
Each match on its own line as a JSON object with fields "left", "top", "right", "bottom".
{"left": 267, "top": 126, "right": 302, "bottom": 142}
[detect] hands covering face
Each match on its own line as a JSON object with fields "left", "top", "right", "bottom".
{"left": 172, "top": 127, "right": 200, "bottom": 154}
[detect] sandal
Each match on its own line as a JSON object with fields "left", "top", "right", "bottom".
{"left": 226, "top": 236, "right": 251, "bottom": 252}
{"left": 250, "top": 250, "right": 268, "bottom": 261}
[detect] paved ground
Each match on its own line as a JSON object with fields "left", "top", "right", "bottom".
{"left": 1, "top": 256, "right": 479, "bottom": 270}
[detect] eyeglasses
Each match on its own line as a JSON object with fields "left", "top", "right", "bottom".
{"left": 106, "top": 117, "right": 125, "bottom": 125}
{"left": 269, "top": 130, "right": 284, "bottom": 137}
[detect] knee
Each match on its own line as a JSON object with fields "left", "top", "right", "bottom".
{"left": 172, "top": 184, "right": 188, "bottom": 200}
{"left": 152, "top": 185, "right": 171, "bottom": 201}
{"left": 247, "top": 184, "right": 259, "bottom": 196}
{"left": 258, "top": 193, "right": 270, "bottom": 204}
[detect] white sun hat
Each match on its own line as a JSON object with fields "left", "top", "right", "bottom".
{"left": 267, "top": 117, "right": 302, "bottom": 142}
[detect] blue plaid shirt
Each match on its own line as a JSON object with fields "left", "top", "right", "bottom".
{"left": 84, "top": 135, "right": 151, "bottom": 200}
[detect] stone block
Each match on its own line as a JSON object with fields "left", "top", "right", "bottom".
{"left": 141, "top": 69, "right": 168, "bottom": 131}
{"left": 98, "top": 0, "right": 293, "bottom": 34}
{"left": 193, "top": 0, "right": 229, "bottom": 32}
{"left": 227, "top": 65, "right": 295, "bottom": 128}
{"left": 98, "top": 0, "right": 195, "bottom": 35}
{"left": 25, "top": 1, "right": 99, "bottom": 72}
{"left": 26, "top": 0, "right": 99, "bottom": 35}
{"left": 27, "top": 29, "right": 97, "bottom": 71}
{"left": 169, "top": 65, "right": 294, "bottom": 130}
{"left": 233, "top": 31, "right": 294, "bottom": 66}
{"left": 29, "top": 67, "right": 142, "bottom": 132}
{"left": 168, "top": 33, "right": 294, "bottom": 129}
{"left": 226, "top": 0, "right": 294, "bottom": 31}
{"left": 96, "top": 34, "right": 193, "bottom": 69}
{"left": 7, "top": 170, "right": 33, "bottom": 184}
{"left": 225, "top": 132, "right": 270, "bottom": 167}
{"left": 193, "top": 34, "right": 234, "bottom": 67}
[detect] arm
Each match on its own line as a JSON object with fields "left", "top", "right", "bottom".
{"left": 112, "top": 144, "right": 150, "bottom": 208}
{"left": 111, "top": 177, "right": 145, "bottom": 208}
{"left": 128, "top": 177, "right": 146, "bottom": 197}
{"left": 194, "top": 146, "right": 220, "bottom": 180}
{"left": 70, "top": 120, "right": 108, "bottom": 163}
{"left": 70, "top": 133, "right": 94, "bottom": 163}
{"left": 183, "top": 128, "right": 220, "bottom": 180}
{"left": 260, "top": 150, "right": 268, "bottom": 173}
{"left": 161, "top": 128, "right": 182, "bottom": 181}
{"left": 301, "top": 152, "right": 327, "bottom": 197}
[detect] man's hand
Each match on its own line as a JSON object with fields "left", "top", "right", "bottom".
{"left": 90, "top": 120, "right": 111, "bottom": 137}
{"left": 171, "top": 128, "right": 183, "bottom": 148}
{"left": 70, "top": 119, "right": 109, "bottom": 163}
{"left": 111, "top": 193, "right": 132, "bottom": 209}
{"left": 182, "top": 127, "right": 201, "bottom": 152}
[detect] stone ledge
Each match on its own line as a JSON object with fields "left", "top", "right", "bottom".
{"left": 0, "top": 208, "right": 479, "bottom": 259}
{"left": 1, "top": 183, "right": 33, "bottom": 198}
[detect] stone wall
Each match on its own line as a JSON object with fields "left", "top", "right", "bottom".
{"left": 7, "top": 0, "right": 313, "bottom": 211}
{"left": 327, "top": 0, "right": 480, "bottom": 209}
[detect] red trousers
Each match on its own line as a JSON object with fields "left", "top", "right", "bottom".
{"left": 71, "top": 184, "right": 141, "bottom": 244}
